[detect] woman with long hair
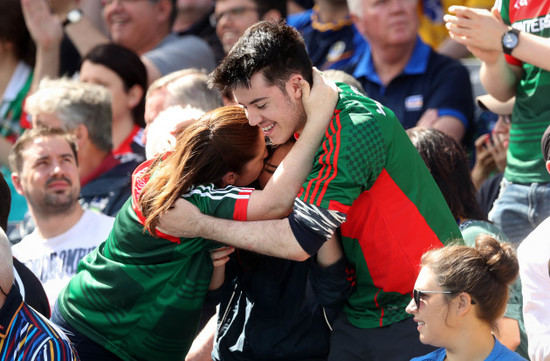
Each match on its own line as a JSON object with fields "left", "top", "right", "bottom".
{"left": 51, "top": 71, "right": 338, "bottom": 361}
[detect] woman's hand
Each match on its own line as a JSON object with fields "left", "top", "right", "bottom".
{"left": 445, "top": 6, "right": 508, "bottom": 65}
{"left": 210, "top": 246, "right": 235, "bottom": 268}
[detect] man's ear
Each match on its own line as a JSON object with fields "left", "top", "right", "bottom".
{"left": 287, "top": 74, "right": 304, "bottom": 100}
{"left": 156, "top": 0, "right": 172, "bottom": 24}
{"left": 221, "top": 172, "right": 238, "bottom": 186}
{"left": 546, "top": 160, "right": 550, "bottom": 174}
{"left": 11, "top": 172, "right": 24, "bottom": 196}
{"left": 73, "top": 124, "right": 89, "bottom": 149}
{"left": 349, "top": 13, "right": 365, "bottom": 37}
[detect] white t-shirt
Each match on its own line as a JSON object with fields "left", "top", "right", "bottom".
{"left": 518, "top": 217, "right": 550, "bottom": 361}
{"left": 12, "top": 209, "right": 115, "bottom": 308}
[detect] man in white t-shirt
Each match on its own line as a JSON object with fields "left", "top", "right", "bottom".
{"left": 9, "top": 127, "right": 114, "bottom": 308}
{"left": 517, "top": 124, "right": 550, "bottom": 361}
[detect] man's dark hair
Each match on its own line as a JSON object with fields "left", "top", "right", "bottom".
{"left": 210, "top": 21, "right": 312, "bottom": 92}
{"left": 0, "top": 0, "right": 35, "bottom": 67}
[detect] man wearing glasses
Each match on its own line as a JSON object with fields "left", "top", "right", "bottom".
{"left": 211, "top": 0, "right": 286, "bottom": 55}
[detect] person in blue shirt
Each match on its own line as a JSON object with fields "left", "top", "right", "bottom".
{"left": 287, "top": 0, "right": 366, "bottom": 71}
{"left": 346, "top": 0, "right": 474, "bottom": 144}
{"left": 406, "top": 234, "right": 526, "bottom": 361}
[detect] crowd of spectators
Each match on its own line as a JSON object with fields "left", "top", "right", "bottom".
{"left": 1, "top": 0, "right": 549, "bottom": 360}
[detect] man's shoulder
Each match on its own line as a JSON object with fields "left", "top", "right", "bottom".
{"left": 15, "top": 303, "right": 77, "bottom": 359}
{"left": 518, "top": 216, "right": 550, "bottom": 260}
{"left": 336, "top": 83, "right": 397, "bottom": 125}
{"left": 82, "top": 209, "right": 116, "bottom": 227}
{"left": 426, "top": 49, "right": 470, "bottom": 77}
{"left": 12, "top": 230, "right": 41, "bottom": 254}
{"left": 287, "top": 9, "right": 313, "bottom": 29}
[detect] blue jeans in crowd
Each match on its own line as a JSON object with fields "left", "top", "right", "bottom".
{"left": 489, "top": 178, "right": 550, "bottom": 245}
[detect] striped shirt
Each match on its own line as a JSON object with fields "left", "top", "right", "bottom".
{"left": 0, "top": 286, "right": 79, "bottom": 360}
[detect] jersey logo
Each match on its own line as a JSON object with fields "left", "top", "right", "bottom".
{"left": 373, "top": 100, "right": 386, "bottom": 116}
{"left": 405, "top": 95, "right": 424, "bottom": 111}
{"left": 514, "top": 0, "right": 528, "bottom": 9}
{"left": 327, "top": 41, "right": 346, "bottom": 62}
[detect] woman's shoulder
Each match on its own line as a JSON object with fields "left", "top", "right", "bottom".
{"left": 410, "top": 348, "right": 446, "bottom": 361}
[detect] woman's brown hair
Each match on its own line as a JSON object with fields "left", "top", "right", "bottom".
{"left": 421, "top": 234, "right": 519, "bottom": 328}
{"left": 139, "top": 105, "right": 261, "bottom": 235}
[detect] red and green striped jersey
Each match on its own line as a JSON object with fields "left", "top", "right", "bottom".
{"left": 498, "top": 0, "right": 550, "bottom": 183}
{"left": 57, "top": 158, "right": 253, "bottom": 361}
{"left": 300, "top": 83, "right": 463, "bottom": 328}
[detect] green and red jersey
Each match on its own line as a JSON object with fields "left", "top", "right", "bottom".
{"left": 299, "top": 83, "right": 463, "bottom": 328}
{"left": 498, "top": 0, "right": 550, "bottom": 183}
{"left": 57, "top": 158, "right": 253, "bottom": 361}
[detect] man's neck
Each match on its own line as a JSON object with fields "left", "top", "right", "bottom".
{"left": 112, "top": 115, "right": 136, "bottom": 151}
{"left": 31, "top": 205, "right": 85, "bottom": 239}
{"left": 316, "top": 0, "right": 350, "bottom": 23}
{"left": 370, "top": 40, "right": 416, "bottom": 86}
{"left": 78, "top": 145, "right": 110, "bottom": 181}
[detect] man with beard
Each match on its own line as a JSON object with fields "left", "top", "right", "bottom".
{"left": 9, "top": 127, "right": 114, "bottom": 308}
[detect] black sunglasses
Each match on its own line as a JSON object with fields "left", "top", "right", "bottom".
{"left": 413, "top": 289, "right": 452, "bottom": 308}
{"left": 413, "top": 289, "right": 476, "bottom": 308}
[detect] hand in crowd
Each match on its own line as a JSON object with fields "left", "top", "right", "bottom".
{"left": 490, "top": 131, "right": 508, "bottom": 173}
{"left": 21, "top": 0, "right": 64, "bottom": 50}
{"left": 210, "top": 246, "right": 235, "bottom": 268}
{"left": 208, "top": 246, "right": 234, "bottom": 291}
{"left": 47, "top": 0, "right": 79, "bottom": 19}
{"left": 416, "top": 108, "right": 439, "bottom": 128}
{"left": 444, "top": 6, "right": 509, "bottom": 64}
{"left": 471, "top": 133, "right": 498, "bottom": 189}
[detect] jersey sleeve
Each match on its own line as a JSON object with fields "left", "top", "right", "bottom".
{"left": 183, "top": 184, "right": 253, "bottom": 221}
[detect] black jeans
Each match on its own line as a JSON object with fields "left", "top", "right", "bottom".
{"left": 51, "top": 303, "right": 124, "bottom": 361}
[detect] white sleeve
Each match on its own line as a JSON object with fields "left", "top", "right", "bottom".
{"left": 519, "top": 224, "right": 550, "bottom": 361}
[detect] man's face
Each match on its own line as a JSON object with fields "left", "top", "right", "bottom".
{"left": 232, "top": 72, "right": 306, "bottom": 145}
{"left": 143, "top": 87, "right": 168, "bottom": 144}
{"left": 214, "top": 0, "right": 261, "bottom": 54}
{"left": 356, "top": 0, "right": 418, "bottom": 47}
{"left": 12, "top": 136, "right": 80, "bottom": 217}
{"left": 103, "top": 0, "right": 170, "bottom": 54}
